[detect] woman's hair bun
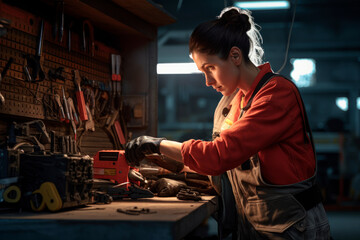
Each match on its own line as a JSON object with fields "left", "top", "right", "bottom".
{"left": 219, "top": 7, "right": 251, "bottom": 32}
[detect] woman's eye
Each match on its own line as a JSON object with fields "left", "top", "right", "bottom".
{"left": 207, "top": 66, "right": 214, "bottom": 71}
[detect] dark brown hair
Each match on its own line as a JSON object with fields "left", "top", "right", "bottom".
{"left": 189, "top": 7, "right": 263, "bottom": 65}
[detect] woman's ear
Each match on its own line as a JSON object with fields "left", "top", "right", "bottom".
{"left": 229, "top": 47, "right": 243, "bottom": 66}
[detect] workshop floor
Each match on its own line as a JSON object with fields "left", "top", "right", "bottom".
{"left": 186, "top": 210, "right": 360, "bottom": 239}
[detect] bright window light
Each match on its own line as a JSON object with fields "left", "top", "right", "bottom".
{"left": 357, "top": 97, "right": 360, "bottom": 110}
{"left": 290, "top": 58, "right": 316, "bottom": 88}
{"left": 157, "top": 63, "right": 201, "bottom": 74}
{"left": 234, "top": 1, "right": 290, "bottom": 10}
{"left": 336, "top": 97, "right": 348, "bottom": 111}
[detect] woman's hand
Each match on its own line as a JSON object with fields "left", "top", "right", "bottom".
{"left": 125, "top": 136, "right": 165, "bottom": 167}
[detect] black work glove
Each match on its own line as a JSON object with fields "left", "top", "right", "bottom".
{"left": 125, "top": 136, "right": 165, "bottom": 167}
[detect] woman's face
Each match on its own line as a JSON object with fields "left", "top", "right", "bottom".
{"left": 192, "top": 51, "right": 240, "bottom": 96}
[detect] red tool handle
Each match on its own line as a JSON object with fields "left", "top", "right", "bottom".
{"left": 76, "top": 91, "right": 88, "bottom": 121}
{"left": 114, "top": 120, "right": 126, "bottom": 145}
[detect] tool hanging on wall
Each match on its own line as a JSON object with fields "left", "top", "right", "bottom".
{"left": 111, "top": 54, "right": 122, "bottom": 110}
{"left": 0, "top": 57, "right": 14, "bottom": 105}
{"left": 68, "top": 21, "right": 73, "bottom": 52}
{"left": 48, "top": 67, "right": 65, "bottom": 81}
{"left": 54, "top": 93, "right": 66, "bottom": 121}
{"left": 42, "top": 91, "right": 58, "bottom": 120}
{"left": 95, "top": 83, "right": 109, "bottom": 119}
{"left": 115, "top": 54, "right": 122, "bottom": 110}
{"left": 111, "top": 54, "right": 117, "bottom": 109}
{"left": 85, "top": 105, "right": 95, "bottom": 132}
{"left": 82, "top": 82, "right": 96, "bottom": 117}
{"left": 107, "top": 54, "right": 127, "bottom": 148}
{"left": 23, "top": 19, "right": 45, "bottom": 83}
{"left": 0, "top": 18, "right": 11, "bottom": 37}
{"left": 61, "top": 86, "right": 71, "bottom": 123}
{"left": 73, "top": 70, "right": 88, "bottom": 121}
{"left": 66, "top": 97, "right": 78, "bottom": 141}
{"left": 52, "top": 0, "right": 64, "bottom": 43}
{"left": 23, "top": 19, "right": 46, "bottom": 102}
{"left": 67, "top": 97, "right": 79, "bottom": 125}
{"left": 82, "top": 20, "right": 94, "bottom": 56}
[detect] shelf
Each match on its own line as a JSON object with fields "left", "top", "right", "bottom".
{"left": 58, "top": 0, "right": 175, "bottom": 39}
{"left": 111, "top": 0, "right": 176, "bottom": 27}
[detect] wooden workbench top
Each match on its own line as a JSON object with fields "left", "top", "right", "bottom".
{"left": 0, "top": 196, "right": 218, "bottom": 240}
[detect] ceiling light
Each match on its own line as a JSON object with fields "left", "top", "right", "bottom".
{"left": 234, "top": 1, "right": 290, "bottom": 10}
{"left": 336, "top": 97, "right": 348, "bottom": 112}
{"left": 157, "top": 63, "right": 201, "bottom": 74}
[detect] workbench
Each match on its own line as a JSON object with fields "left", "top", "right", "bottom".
{"left": 0, "top": 195, "right": 218, "bottom": 240}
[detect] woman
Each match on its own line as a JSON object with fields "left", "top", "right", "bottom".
{"left": 125, "top": 7, "right": 331, "bottom": 240}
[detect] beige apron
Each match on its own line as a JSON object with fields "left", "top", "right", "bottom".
{"left": 211, "top": 75, "right": 330, "bottom": 239}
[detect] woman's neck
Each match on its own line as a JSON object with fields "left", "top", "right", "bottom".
{"left": 239, "top": 62, "right": 260, "bottom": 94}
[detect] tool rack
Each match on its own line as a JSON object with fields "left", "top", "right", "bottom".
{"left": 0, "top": 3, "right": 221, "bottom": 239}
{"left": 0, "top": 0, "right": 175, "bottom": 156}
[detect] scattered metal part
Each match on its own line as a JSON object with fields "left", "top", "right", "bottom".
{"left": 117, "top": 207, "right": 156, "bottom": 215}
{"left": 176, "top": 188, "right": 202, "bottom": 201}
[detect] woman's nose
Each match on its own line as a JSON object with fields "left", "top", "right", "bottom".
{"left": 205, "top": 75, "right": 215, "bottom": 86}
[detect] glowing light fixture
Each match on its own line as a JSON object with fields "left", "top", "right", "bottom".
{"left": 234, "top": 1, "right": 290, "bottom": 10}
{"left": 157, "top": 63, "right": 201, "bottom": 74}
{"left": 336, "top": 97, "right": 348, "bottom": 111}
{"left": 290, "top": 58, "right": 316, "bottom": 88}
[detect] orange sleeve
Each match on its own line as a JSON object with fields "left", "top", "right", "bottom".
{"left": 181, "top": 77, "right": 303, "bottom": 176}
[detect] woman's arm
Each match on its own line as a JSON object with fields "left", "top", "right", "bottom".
{"left": 159, "top": 140, "right": 183, "bottom": 163}
{"left": 160, "top": 140, "right": 198, "bottom": 173}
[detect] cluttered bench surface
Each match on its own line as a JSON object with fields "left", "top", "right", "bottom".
{"left": 0, "top": 195, "right": 218, "bottom": 240}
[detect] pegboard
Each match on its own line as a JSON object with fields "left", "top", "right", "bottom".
{"left": 0, "top": 2, "right": 124, "bottom": 154}
{"left": 0, "top": 2, "right": 119, "bottom": 120}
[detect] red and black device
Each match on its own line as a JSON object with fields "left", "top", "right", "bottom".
{"left": 93, "top": 150, "right": 140, "bottom": 189}
{"left": 93, "top": 150, "right": 129, "bottom": 186}
{"left": 93, "top": 150, "right": 152, "bottom": 200}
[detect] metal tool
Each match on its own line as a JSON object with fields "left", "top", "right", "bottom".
{"left": 50, "top": 130, "right": 56, "bottom": 153}
{"left": 62, "top": 86, "right": 70, "bottom": 123}
{"left": 111, "top": 54, "right": 122, "bottom": 110}
{"left": 53, "top": 0, "right": 64, "bottom": 43}
{"left": 0, "top": 18, "right": 11, "bottom": 37}
{"left": 177, "top": 188, "right": 202, "bottom": 201}
{"left": 82, "top": 20, "right": 94, "bottom": 56}
{"left": 116, "top": 55, "right": 122, "bottom": 106}
{"left": 97, "top": 90, "right": 109, "bottom": 118}
{"left": 48, "top": 67, "right": 65, "bottom": 81}
{"left": 67, "top": 97, "right": 79, "bottom": 124}
{"left": 114, "top": 120, "right": 126, "bottom": 146}
{"left": 68, "top": 21, "right": 74, "bottom": 52}
{"left": 0, "top": 57, "right": 13, "bottom": 104}
{"left": 73, "top": 70, "right": 88, "bottom": 121}
{"left": 54, "top": 93, "right": 66, "bottom": 121}
{"left": 67, "top": 97, "right": 77, "bottom": 140}
{"left": 117, "top": 207, "right": 156, "bottom": 215}
{"left": 111, "top": 54, "right": 118, "bottom": 110}
{"left": 23, "top": 19, "right": 45, "bottom": 83}
{"left": 115, "top": 55, "right": 122, "bottom": 110}
{"left": 85, "top": 105, "right": 95, "bottom": 131}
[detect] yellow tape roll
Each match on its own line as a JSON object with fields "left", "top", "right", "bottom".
{"left": 30, "top": 182, "right": 62, "bottom": 212}
{"left": 3, "top": 185, "right": 21, "bottom": 203}
{"left": 30, "top": 191, "right": 46, "bottom": 212}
